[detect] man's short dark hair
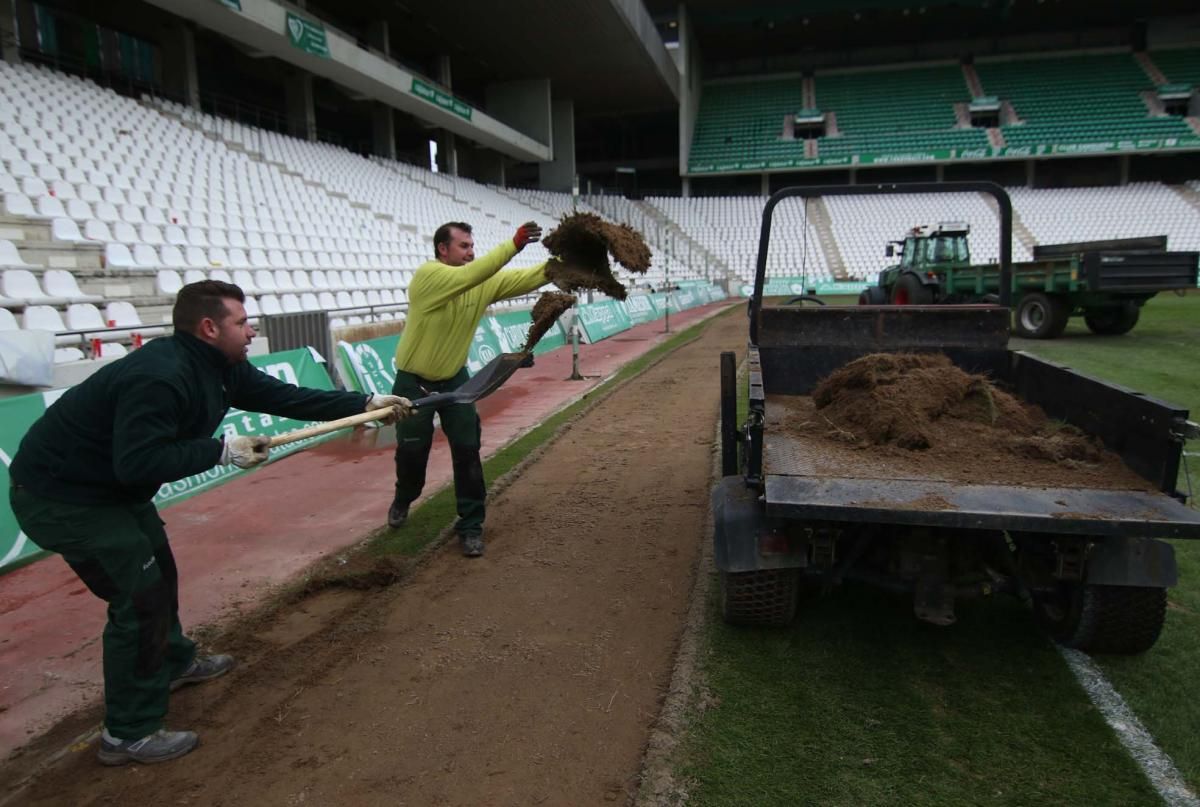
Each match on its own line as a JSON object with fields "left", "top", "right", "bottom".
{"left": 173, "top": 280, "right": 245, "bottom": 332}
{"left": 433, "top": 221, "right": 472, "bottom": 258}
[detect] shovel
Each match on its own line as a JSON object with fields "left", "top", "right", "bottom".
{"left": 268, "top": 350, "right": 532, "bottom": 448}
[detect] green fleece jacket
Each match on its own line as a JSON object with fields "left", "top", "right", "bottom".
{"left": 10, "top": 331, "right": 369, "bottom": 504}
{"left": 394, "top": 242, "right": 548, "bottom": 381}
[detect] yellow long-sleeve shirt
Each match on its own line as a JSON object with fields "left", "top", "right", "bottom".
{"left": 394, "top": 241, "right": 548, "bottom": 380}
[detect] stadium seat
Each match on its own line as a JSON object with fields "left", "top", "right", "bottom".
{"left": 43, "top": 269, "right": 102, "bottom": 302}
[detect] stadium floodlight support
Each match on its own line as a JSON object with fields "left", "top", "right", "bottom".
{"left": 748, "top": 182, "right": 1013, "bottom": 345}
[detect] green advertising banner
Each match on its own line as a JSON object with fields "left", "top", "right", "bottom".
{"left": 286, "top": 12, "right": 330, "bottom": 58}
{"left": 674, "top": 288, "right": 699, "bottom": 310}
{"left": 576, "top": 300, "right": 632, "bottom": 343}
{"left": 411, "top": 78, "right": 473, "bottom": 121}
{"left": 815, "top": 281, "right": 869, "bottom": 295}
{"left": 691, "top": 136, "right": 1200, "bottom": 175}
{"left": 737, "top": 277, "right": 816, "bottom": 297}
{"left": 0, "top": 348, "right": 344, "bottom": 572}
{"left": 622, "top": 294, "right": 660, "bottom": 325}
{"left": 651, "top": 292, "right": 675, "bottom": 313}
{"left": 0, "top": 390, "right": 60, "bottom": 570}
{"left": 218, "top": 0, "right": 241, "bottom": 9}
{"left": 487, "top": 309, "right": 566, "bottom": 357}
{"left": 336, "top": 333, "right": 401, "bottom": 394}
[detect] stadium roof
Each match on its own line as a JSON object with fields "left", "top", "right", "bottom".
{"left": 647, "top": 0, "right": 1200, "bottom": 71}
{"left": 308, "top": 0, "right": 680, "bottom": 114}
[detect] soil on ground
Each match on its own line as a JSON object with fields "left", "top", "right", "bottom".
{"left": 776, "top": 352, "right": 1153, "bottom": 490}
{"left": 3, "top": 310, "right": 744, "bottom": 807}
{"left": 523, "top": 291, "right": 577, "bottom": 353}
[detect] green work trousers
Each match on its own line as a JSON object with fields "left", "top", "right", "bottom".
{"left": 391, "top": 366, "right": 485, "bottom": 536}
{"left": 9, "top": 485, "right": 196, "bottom": 740}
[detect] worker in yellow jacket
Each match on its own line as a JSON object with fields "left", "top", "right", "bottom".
{"left": 389, "top": 220, "right": 547, "bottom": 556}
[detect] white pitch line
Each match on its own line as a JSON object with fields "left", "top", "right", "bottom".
{"left": 1058, "top": 646, "right": 1200, "bottom": 806}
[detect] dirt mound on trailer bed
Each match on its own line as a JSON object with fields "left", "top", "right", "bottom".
{"left": 794, "top": 352, "right": 1148, "bottom": 489}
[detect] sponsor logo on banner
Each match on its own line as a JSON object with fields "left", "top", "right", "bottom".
{"left": 285, "top": 12, "right": 330, "bottom": 58}
{"left": 623, "top": 294, "right": 660, "bottom": 325}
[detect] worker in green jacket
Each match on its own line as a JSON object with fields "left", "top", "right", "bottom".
{"left": 388, "top": 220, "right": 548, "bottom": 557}
{"left": 9, "top": 280, "right": 413, "bottom": 766}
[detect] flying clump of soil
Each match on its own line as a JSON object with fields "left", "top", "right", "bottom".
{"left": 542, "top": 213, "right": 652, "bottom": 301}
{"left": 523, "top": 291, "right": 577, "bottom": 353}
{"left": 811, "top": 352, "right": 1103, "bottom": 463}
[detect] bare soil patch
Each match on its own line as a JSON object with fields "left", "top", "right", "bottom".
{"left": 542, "top": 213, "right": 653, "bottom": 301}
{"left": 5, "top": 311, "right": 744, "bottom": 807}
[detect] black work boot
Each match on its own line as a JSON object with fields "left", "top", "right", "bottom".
{"left": 387, "top": 500, "right": 409, "bottom": 528}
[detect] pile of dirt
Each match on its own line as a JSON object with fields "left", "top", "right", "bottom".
{"left": 542, "top": 213, "right": 652, "bottom": 301}
{"left": 812, "top": 353, "right": 1102, "bottom": 462}
{"left": 523, "top": 291, "right": 577, "bottom": 352}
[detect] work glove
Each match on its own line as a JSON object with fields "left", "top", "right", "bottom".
{"left": 513, "top": 221, "right": 543, "bottom": 250}
{"left": 221, "top": 435, "right": 271, "bottom": 469}
{"left": 366, "top": 393, "right": 415, "bottom": 425}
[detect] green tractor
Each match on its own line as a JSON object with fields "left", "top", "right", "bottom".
{"left": 859, "top": 223, "right": 1198, "bottom": 338}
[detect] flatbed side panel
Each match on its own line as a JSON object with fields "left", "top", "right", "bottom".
{"left": 1083, "top": 251, "right": 1199, "bottom": 292}
{"left": 1008, "top": 352, "right": 1187, "bottom": 494}
{"left": 764, "top": 476, "right": 1200, "bottom": 539}
{"left": 1033, "top": 235, "right": 1168, "bottom": 258}
{"left": 756, "top": 306, "right": 1010, "bottom": 395}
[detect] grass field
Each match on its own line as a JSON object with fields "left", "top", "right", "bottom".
{"left": 676, "top": 291, "right": 1200, "bottom": 806}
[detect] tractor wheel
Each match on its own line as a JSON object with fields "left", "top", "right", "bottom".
{"left": 889, "top": 273, "right": 934, "bottom": 305}
{"left": 720, "top": 569, "right": 799, "bottom": 626}
{"left": 1032, "top": 582, "right": 1167, "bottom": 654}
{"left": 1013, "top": 292, "right": 1069, "bottom": 339}
{"left": 1083, "top": 302, "right": 1140, "bottom": 336}
{"left": 858, "top": 285, "right": 888, "bottom": 305}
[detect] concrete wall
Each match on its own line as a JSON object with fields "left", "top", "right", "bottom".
{"left": 676, "top": 3, "right": 701, "bottom": 177}
{"left": 539, "top": 98, "right": 575, "bottom": 192}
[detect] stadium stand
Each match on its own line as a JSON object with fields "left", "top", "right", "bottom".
{"left": 1151, "top": 47, "right": 1200, "bottom": 87}
{"left": 1008, "top": 183, "right": 1200, "bottom": 250}
{"left": 647, "top": 195, "right": 830, "bottom": 283}
{"left": 814, "top": 65, "right": 989, "bottom": 161}
{"left": 975, "top": 51, "right": 1194, "bottom": 149}
{"left": 689, "top": 77, "right": 807, "bottom": 169}
{"left": 3, "top": 49, "right": 1198, "bottom": 367}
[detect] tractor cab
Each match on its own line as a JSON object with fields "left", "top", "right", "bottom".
{"left": 887, "top": 221, "right": 972, "bottom": 271}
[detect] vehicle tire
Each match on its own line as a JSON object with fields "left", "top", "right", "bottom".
{"left": 1083, "top": 302, "right": 1140, "bottom": 335}
{"left": 1032, "top": 582, "right": 1167, "bottom": 654}
{"left": 720, "top": 569, "right": 799, "bottom": 626}
{"left": 858, "top": 285, "right": 888, "bottom": 305}
{"left": 889, "top": 272, "right": 934, "bottom": 305}
{"left": 1013, "top": 292, "right": 1069, "bottom": 339}
{"left": 783, "top": 294, "right": 826, "bottom": 306}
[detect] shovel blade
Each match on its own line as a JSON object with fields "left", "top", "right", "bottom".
{"left": 455, "top": 351, "right": 530, "bottom": 401}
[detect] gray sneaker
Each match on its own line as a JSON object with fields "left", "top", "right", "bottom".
{"left": 387, "top": 501, "right": 409, "bottom": 528}
{"left": 459, "top": 533, "right": 484, "bottom": 557}
{"left": 97, "top": 728, "right": 198, "bottom": 766}
{"left": 170, "top": 654, "right": 235, "bottom": 691}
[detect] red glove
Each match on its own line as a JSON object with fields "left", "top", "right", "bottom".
{"left": 513, "top": 221, "right": 543, "bottom": 250}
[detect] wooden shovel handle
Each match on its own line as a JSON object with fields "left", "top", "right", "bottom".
{"left": 268, "top": 408, "right": 392, "bottom": 448}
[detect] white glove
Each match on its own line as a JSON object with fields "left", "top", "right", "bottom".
{"left": 366, "top": 394, "right": 415, "bottom": 425}
{"left": 221, "top": 435, "right": 271, "bottom": 469}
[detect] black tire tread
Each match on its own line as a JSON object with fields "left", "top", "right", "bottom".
{"left": 720, "top": 569, "right": 799, "bottom": 626}
{"left": 1043, "top": 584, "right": 1167, "bottom": 655}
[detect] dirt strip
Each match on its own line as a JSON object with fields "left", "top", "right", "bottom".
{"left": 7, "top": 310, "right": 745, "bottom": 807}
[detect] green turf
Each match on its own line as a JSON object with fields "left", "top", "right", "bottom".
{"left": 682, "top": 585, "right": 1159, "bottom": 807}
{"left": 1012, "top": 290, "right": 1200, "bottom": 791}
